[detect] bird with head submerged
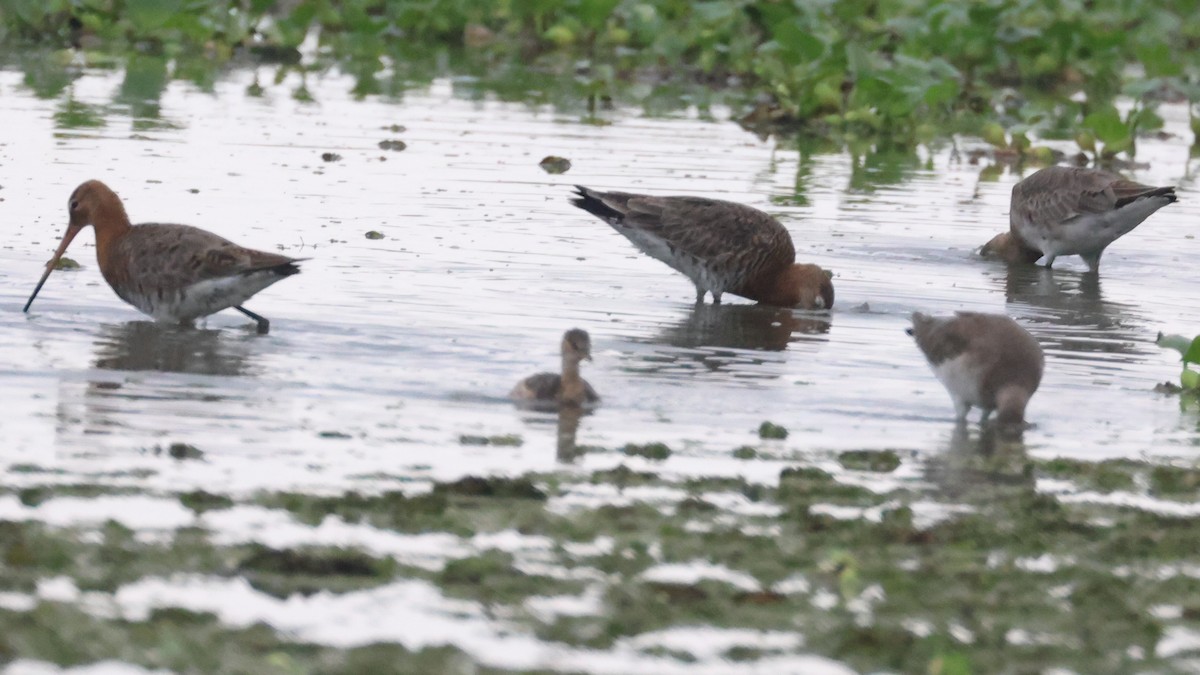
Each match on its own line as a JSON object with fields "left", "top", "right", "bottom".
{"left": 982, "top": 165, "right": 1177, "bottom": 272}
{"left": 510, "top": 328, "right": 600, "bottom": 408}
{"left": 570, "top": 186, "right": 834, "bottom": 310}
{"left": 907, "top": 311, "right": 1044, "bottom": 427}
{"left": 24, "top": 180, "right": 304, "bottom": 334}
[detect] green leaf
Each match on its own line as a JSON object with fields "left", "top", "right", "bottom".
{"left": 577, "top": 0, "right": 621, "bottom": 30}
{"left": 1083, "top": 105, "right": 1130, "bottom": 146}
{"left": 126, "top": 0, "right": 182, "bottom": 34}
{"left": 692, "top": 1, "right": 735, "bottom": 24}
{"left": 1184, "top": 337, "right": 1200, "bottom": 365}
{"left": 924, "top": 79, "right": 959, "bottom": 107}
{"left": 769, "top": 18, "right": 825, "bottom": 62}
{"left": 1137, "top": 43, "right": 1181, "bottom": 77}
{"left": 1182, "top": 368, "right": 1199, "bottom": 390}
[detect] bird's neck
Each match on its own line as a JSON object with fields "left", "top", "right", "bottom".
{"left": 559, "top": 355, "right": 585, "bottom": 402}
{"left": 93, "top": 212, "right": 133, "bottom": 282}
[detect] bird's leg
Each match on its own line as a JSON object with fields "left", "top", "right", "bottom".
{"left": 235, "top": 306, "right": 270, "bottom": 335}
{"left": 980, "top": 408, "right": 993, "bottom": 424}
{"left": 953, "top": 399, "right": 971, "bottom": 421}
{"left": 1081, "top": 251, "right": 1103, "bottom": 273}
{"left": 1043, "top": 255, "right": 1056, "bottom": 269}
{"left": 694, "top": 286, "right": 706, "bottom": 305}
{"left": 712, "top": 291, "right": 723, "bottom": 305}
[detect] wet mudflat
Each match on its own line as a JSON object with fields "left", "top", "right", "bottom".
{"left": 1, "top": 61, "right": 1200, "bottom": 674}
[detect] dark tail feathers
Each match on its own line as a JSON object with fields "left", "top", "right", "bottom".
{"left": 246, "top": 258, "right": 306, "bottom": 278}
{"left": 570, "top": 186, "right": 624, "bottom": 223}
{"left": 1115, "top": 186, "right": 1177, "bottom": 209}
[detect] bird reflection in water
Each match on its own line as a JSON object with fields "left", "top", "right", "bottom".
{"left": 996, "top": 265, "right": 1148, "bottom": 360}
{"left": 924, "top": 422, "right": 1034, "bottom": 502}
{"left": 660, "top": 303, "right": 831, "bottom": 350}
{"left": 512, "top": 406, "right": 593, "bottom": 463}
{"left": 554, "top": 406, "right": 586, "bottom": 463}
{"left": 626, "top": 303, "right": 831, "bottom": 376}
{"left": 60, "top": 322, "right": 259, "bottom": 440}
{"left": 92, "top": 321, "right": 255, "bottom": 376}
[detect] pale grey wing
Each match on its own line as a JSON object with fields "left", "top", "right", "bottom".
{"left": 1012, "top": 167, "right": 1147, "bottom": 229}
{"left": 622, "top": 195, "right": 796, "bottom": 274}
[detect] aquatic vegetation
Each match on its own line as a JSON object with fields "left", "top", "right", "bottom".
{"left": 732, "top": 445, "right": 758, "bottom": 460}
{"left": 5, "top": 1, "right": 1199, "bottom": 151}
{"left": 757, "top": 421, "right": 788, "bottom": 440}
{"left": 622, "top": 441, "right": 672, "bottom": 460}
{"left": 837, "top": 449, "right": 901, "bottom": 473}
{"left": 1157, "top": 332, "right": 1200, "bottom": 390}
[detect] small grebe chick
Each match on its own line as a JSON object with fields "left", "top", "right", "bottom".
{"left": 510, "top": 328, "right": 600, "bottom": 407}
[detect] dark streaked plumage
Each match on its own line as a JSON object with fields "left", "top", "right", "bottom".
{"left": 511, "top": 328, "right": 599, "bottom": 408}
{"left": 24, "top": 180, "right": 303, "bottom": 334}
{"left": 988, "top": 166, "right": 1177, "bottom": 271}
{"left": 514, "top": 372, "right": 600, "bottom": 403}
{"left": 907, "top": 312, "right": 1044, "bottom": 425}
{"left": 570, "top": 186, "right": 833, "bottom": 309}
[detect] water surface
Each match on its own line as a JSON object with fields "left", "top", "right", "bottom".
{"left": 1, "top": 62, "right": 1200, "bottom": 672}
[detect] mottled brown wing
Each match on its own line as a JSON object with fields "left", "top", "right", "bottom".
{"left": 620, "top": 195, "right": 796, "bottom": 273}
{"left": 515, "top": 372, "right": 563, "bottom": 401}
{"left": 116, "top": 223, "right": 297, "bottom": 290}
{"left": 1011, "top": 166, "right": 1157, "bottom": 229}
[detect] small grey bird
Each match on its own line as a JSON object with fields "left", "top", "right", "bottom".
{"left": 907, "top": 312, "right": 1044, "bottom": 425}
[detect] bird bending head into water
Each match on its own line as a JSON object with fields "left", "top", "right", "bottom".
{"left": 907, "top": 311, "right": 1044, "bottom": 426}
{"left": 24, "top": 180, "right": 304, "bottom": 334}
{"left": 982, "top": 166, "right": 1176, "bottom": 272}
{"left": 571, "top": 186, "right": 834, "bottom": 310}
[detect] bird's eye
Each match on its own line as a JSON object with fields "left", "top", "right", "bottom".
{"left": 69, "top": 200, "right": 80, "bottom": 210}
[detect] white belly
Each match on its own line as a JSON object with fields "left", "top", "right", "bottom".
{"left": 932, "top": 355, "right": 984, "bottom": 409}
{"left": 122, "top": 271, "right": 284, "bottom": 323}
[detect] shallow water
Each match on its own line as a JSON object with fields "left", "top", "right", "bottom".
{"left": 2, "top": 60, "right": 1200, "bottom": 672}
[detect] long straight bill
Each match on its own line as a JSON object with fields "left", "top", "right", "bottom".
{"left": 24, "top": 224, "right": 82, "bottom": 312}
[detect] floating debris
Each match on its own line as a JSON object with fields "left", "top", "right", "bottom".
{"left": 53, "top": 257, "right": 81, "bottom": 270}
{"left": 378, "top": 139, "right": 407, "bottom": 151}
{"left": 321, "top": 152, "right": 342, "bottom": 162}
{"left": 166, "top": 442, "right": 204, "bottom": 460}
{"left": 459, "top": 434, "right": 523, "bottom": 447}
{"left": 364, "top": 231, "right": 384, "bottom": 240}
{"left": 538, "top": 155, "right": 572, "bottom": 174}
